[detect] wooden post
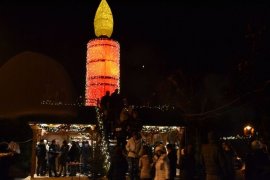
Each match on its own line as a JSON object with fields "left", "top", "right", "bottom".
{"left": 30, "top": 124, "right": 40, "bottom": 178}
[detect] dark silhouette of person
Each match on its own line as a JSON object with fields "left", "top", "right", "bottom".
{"left": 0, "top": 142, "right": 14, "bottom": 180}
{"left": 222, "top": 141, "right": 236, "bottom": 180}
{"left": 100, "top": 91, "right": 112, "bottom": 137}
{"left": 110, "top": 88, "right": 123, "bottom": 119}
{"left": 166, "top": 143, "right": 177, "bottom": 180}
{"left": 201, "top": 131, "right": 227, "bottom": 180}
{"left": 107, "top": 146, "right": 128, "bottom": 180}
{"left": 68, "top": 141, "right": 81, "bottom": 176}
{"left": 100, "top": 91, "right": 111, "bottom": 111}
{"left": 48, "top": 139, "right": 59, "bottom": 177}
{"left": 81, "top": 141, "right": 92, "bottom": 174}
{"left": 58, "top": 140, "right": 69, "bottom": 177}
{"left": 245, "top": 140, "right": 270, "bottom": 180}
{"left": 179, "top": 144, "right": 196, "bottom": 180}
{"left": 36, "top": 139, "right": 47, "bottom": 176}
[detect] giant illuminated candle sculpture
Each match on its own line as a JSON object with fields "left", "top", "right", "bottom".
{"left": 85, "top": 0, "right": 120, "bottom": 106}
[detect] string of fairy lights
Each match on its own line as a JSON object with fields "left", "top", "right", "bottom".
{"left": 141, "top": 126, "right": 178, "bottom": 133}
{"left": 95, "top": 107, "right": 111, "bottom": 171}
{"left": 37, "top": 124, "right": 93, "bottom": 133}
{"left": 41, "top": 100, "right": 84, "bottom": 106}
{"left": 41, "top": 99, "right": 177, "bottom": 112}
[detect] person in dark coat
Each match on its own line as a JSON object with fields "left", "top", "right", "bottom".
{"left": 201, "top": 131, "right": 227, "bottom": 180}
{"left": 81, "top": 141, "right": 92, "bottom": 174}
{"left": 58, "top": 140, "right": 69, "bottom": 177}
{"left": 245, "top": 140, "right": 270, "bottom": 180}
{"left": 48, "top": 139, "right": 59, "bottom": 177}
{"left": 68, "top": 141, "right": 81, "bottom": 162}
{"left": 222, "top": 141, "right": 236, "bottom": 180}
{"left": 68, "top": 141, "right": 81, "bottom": 176}
{"left": 107, "top": 146, "right": 128, "bottom": 180}
{"left": 180, "top": 144, "right": 196, "bottom": 180}
{"left": 110, "top": 89, "right": 123, "bottom": 120}
{"left": 36, "top": 139, "right": 47, "bottom": 176}
{"left": 166, "top": 143, "right": 177, "bottom": 180}
{"left": 100, "top": 91, "right": 111, "bottom": 111}
{"left": 0, "top": 142, "right": 14, "bottom": 180}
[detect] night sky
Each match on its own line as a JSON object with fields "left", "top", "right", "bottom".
{"left": 0, "top": 0, "right": 269, "bottom": 101}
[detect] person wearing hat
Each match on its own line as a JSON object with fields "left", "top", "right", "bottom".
{"left": 153, "top": 144, "right": 170, "bottom": 180}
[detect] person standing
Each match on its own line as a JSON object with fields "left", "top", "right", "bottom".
{"left": 48, "top": 139, "right": 59, "bottom": 177}
{"left": 245, "top": 140, "right": 270, "bottom": 180}
{"left": 126, "top": 131, "right": 143, "bottom": 180}
{"left": 58, "top": 140, "right": 69, "bottom": 177}
{"left": 201, "top": 131, "right": 227, "bottom": 180}
{"left": 179, "top": 144, "right": 196, "bottom": 180}
{"left": 154, "top": 144, "right": 170, "bottom": 180}
{"left": 110, "top": 88, "right": 123, "bottom": 121}
{"left": 222, "top": 141, "right": 236, "bottom": 180}
{"left": 139, "top": 145, "right": 153, "bottom": 180}
{"left": 81, "top": 141, "right": 92, "bottom": 175}
{"left": 36, "top": 139, "right": 47, "bottom": 176}
{"left": 100, "top": 91, "right": 111, "bottom": 111}
{"left": 166, "top": 144, "right": 177, "bottom": 180}
{"left": 68, "top": 141, "right": 81, "bottom": 176}
{"left": 107, "top": 146, "right": 129, "bottom": 180}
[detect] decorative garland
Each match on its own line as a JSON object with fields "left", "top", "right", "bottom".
{"left": 37, "top": 124, "right": 93, "bottom": 133}
{"left": 141, "top": 126, "right": 178, "bottom": 133}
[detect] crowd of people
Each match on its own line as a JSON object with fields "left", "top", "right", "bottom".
{"left": 100, "top": 90, "right": 270, "bottom": 180}
{"left": 34, "top": 130, "right": 270, "bottom": 180}
{"left": 107, "top": 131, "right": 270, "bottom": 180}
{"left": 99, "top": 89, "right": 143, "bottom": 149}
{"left": 198, "top": 131, "right": 270, "bottom": 180}
{"left": 33, "top": 89, "right": 270, "bottom": 180}
{"left": 108, "top": 131, "right": 178, "bottom": 180}
{"left": 35, "top": 139, "right": 91, "bottom": 177}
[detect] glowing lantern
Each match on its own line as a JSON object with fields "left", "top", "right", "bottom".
{"left": 85, "top": 0, "right": 120, "bottom": 106}
{"left": 243, "top": 125, "right": 254, "bottom": 137}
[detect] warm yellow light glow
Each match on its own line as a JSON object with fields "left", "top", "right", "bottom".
{"left": 94, "top": 0, "right": 114, "bottom": 38}
{"left": 85, "top": 38, "right": 120, "bottom": 106}
{"left": 244, "top": 125, "right": 254, "bottom": 137}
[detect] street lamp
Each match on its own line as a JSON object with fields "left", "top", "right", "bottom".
{"left": 243, "top": 125, "right": 254, "bottom": 137}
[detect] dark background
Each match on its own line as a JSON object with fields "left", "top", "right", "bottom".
{"left": 0, "top": 0, "right": 269, "bottom": 102}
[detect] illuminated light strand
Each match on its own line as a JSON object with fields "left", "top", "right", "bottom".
{"left": 95, "top": 107, "right": 111, "bottom": 172}
{"left": 89, "top": 83, "right": 117, "bottom": 86}
{"left": 40, "top": 100, "right": 84, "bottom": 106}
{"left": 41, "top": 99, "right": 177, "bottom": 113}
{"left": 141, "top": 126, "right": 179, "bottom": 133}
{"left": 134, "top": 105, "right": 176, "bottom": 112}
{"left": 89, "top": 43, "right": 117, "bottom": 48}
{"left": 88, "top": 59, "right": 117, "bottom": 63}
{"left": 221, "top": 135, "right": 252, "bottom": 140}
{"left": 37, "top": 124, "right": 94, "bottom": 133}
{"left": 90, "top": 76, "right": 118, "bottom": 80}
